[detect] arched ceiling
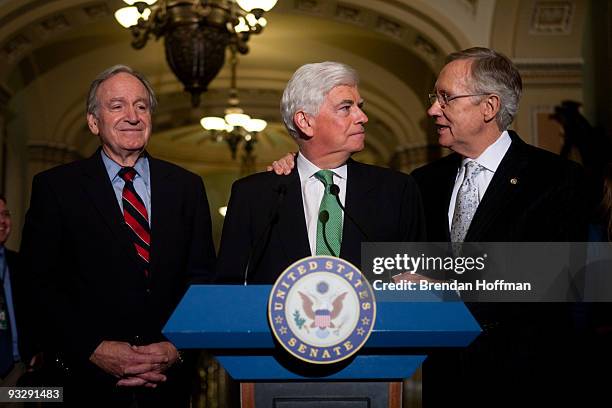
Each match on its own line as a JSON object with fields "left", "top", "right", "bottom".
{"left": 0, "top": 0, "right": 590, "bottom": 176}
{"left": 0, "top": 0, "right": 491, "bottom": 176}
{"left": 1, "top": 0, "right": 595, "bottom": 249}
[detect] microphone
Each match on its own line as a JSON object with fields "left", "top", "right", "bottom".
{"left": 318, "top": 210, "right": 337, "bottom": 257}
{"left": 329, "top": 184, "right": 369, "bottom": 240}
{"left": 243, "top": 184, "right": 287, "bottom": 285}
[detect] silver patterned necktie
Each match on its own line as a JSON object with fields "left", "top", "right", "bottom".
{"left": 450, "top": 160, "right": 486, "bottom": 243}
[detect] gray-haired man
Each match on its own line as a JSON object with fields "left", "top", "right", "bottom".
{"left": 20, "top": 65, "right": 215, "bottom": 406}
{"left": 216, "top": 61, "right": 425, "bottom": 283}
{"left": 412, "top": 47, "right": 588, "bottom": 406}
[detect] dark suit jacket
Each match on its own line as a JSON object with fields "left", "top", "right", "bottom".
{"left": 19, "top": 150, "right": 215, "bottom": 379}
{"left": 216, "top": 158, "right": 425, "bottom": 284}
{"left": 411, "top": 132, "right": 589, "bottom": 405}
{"left": 411, "top": 131, "right": 588, "bottom": 242}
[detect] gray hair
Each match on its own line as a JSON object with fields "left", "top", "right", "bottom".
{"left": 446, "top": 47, "right": 522, "bottom": 130}
{"left": 281, "top": 61, "right": 359, "bottom": 138}
{"left": 86, "top": 64, "right": 157, "bottom": 116}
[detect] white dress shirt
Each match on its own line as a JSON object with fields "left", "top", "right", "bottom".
{"left": 448, "top": 130, "right": 512, "bottom": 229}
{"left": 297, "top": 153, "right": 347, "bottom": 255}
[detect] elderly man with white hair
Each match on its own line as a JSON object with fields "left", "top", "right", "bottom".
{"left": 215, "top": 61, "right": 425, "bottom": 284}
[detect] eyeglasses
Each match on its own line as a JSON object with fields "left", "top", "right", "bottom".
{"left": 428, "top": 92, "right": 489, "bottom": 108}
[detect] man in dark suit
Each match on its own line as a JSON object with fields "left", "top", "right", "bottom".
{"left": 215, "top": 60, "right": 424, "bottom": 407}
{"left": 215, "top": 61, "right": 424, "bottom": 284}
{"left": 411, "top": 48, "right": 586, "bottom": 243}
{"left": 413, "top": 129, "right": 586, "bottom": 240}
{"left": 20, "top": 65, "right": 215, "bottom": 406}
{"left": 410, "top": 47, "right": 588, "bottom": 406}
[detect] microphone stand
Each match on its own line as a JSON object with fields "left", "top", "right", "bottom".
{"left": 318, "top": 210, "right": 337, "bottom": 257}
{"left": 243, "top": 184, "right": 287, "bottom": 285}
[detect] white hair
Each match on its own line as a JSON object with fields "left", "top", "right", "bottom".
{"left": 280, "top": 61, "right": 359, "bottom": 138}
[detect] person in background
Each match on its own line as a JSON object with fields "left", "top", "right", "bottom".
{"left": 589, "top": 162, "right": 612, "bottom": 241}
{"left": 0, "top": 195, "right": 31, "bottom": 389}
{"left": 585, "top": 162, "right": 612, "bottom": 401}
{"left": 603, "top": 163, "right": 612, "bottom": 241}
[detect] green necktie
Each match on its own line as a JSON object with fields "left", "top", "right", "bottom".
{"left": 315, "top": 170, "right": 343, "bottom": 256}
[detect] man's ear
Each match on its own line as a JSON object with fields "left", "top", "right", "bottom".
{"left": 482, "top": 94, "right": 501, "bottom": 123}
{"left": 294, "top": 111, "right": 315, "bottom": 137}
{"left": 87, "top": 113, "right": 100, "bottom": 135}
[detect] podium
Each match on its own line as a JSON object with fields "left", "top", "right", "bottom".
{"left": 163, "top": 285, "right": 480, "bottom": 407}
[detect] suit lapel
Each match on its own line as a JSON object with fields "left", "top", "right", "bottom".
{"left": 438, "top": 156, "right": 460, "bottom": 241}
{"left": 276, "top": 166, "right": 311, "bottom": 262}
{"left": 340, "top": 159, "right": 376, "bottom": 266}
{"left": 148, "top": 156, "right": 172, "bottom": 277}
{"left": 466, "top": 133, "right": 526, "bottom": 241}
{"left": 79, "top": 149, "right": 140, "bottom": 266}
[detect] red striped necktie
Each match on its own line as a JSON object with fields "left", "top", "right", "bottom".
{"left": 118, "top": 167, "right": 150, "bottom": 277}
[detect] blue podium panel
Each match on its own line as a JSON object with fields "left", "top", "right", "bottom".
{"left": 372, "top": 302, "right": 480, "bottom": 347}
{"left": 164, "top": 285, "right": 274, "bottom": 349}
{"left": 163, "top": 285, "right": 481, "bottom": 349}
{"left": 163, "top": 285, "right": 480, "bottom": 381}
{"left": 216, "top": 355, "right": 426, "bottom": 381}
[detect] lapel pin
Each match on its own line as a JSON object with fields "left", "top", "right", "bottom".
{"left": 510, "top": 177, "right": 518, "bottom": 185}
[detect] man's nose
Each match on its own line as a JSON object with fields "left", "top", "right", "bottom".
{"left": 427, "top": 100, "right": 442, "bottom": 117}
{"left": 125, "top": 106, "right": 139, "bottom": 122}
{"left": 355, "top": 107, "right": 368, "bottom": 124}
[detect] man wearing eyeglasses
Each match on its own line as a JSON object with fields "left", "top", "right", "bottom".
{"left": 413, "top": 47, "right": 586, "bottom": 242}
{"left": 412, "top": 47, "right": 588, "bottom": 406}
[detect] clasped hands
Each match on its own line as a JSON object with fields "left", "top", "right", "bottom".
{"left": 90, "top": 340, "right": 179, "bottom": 388}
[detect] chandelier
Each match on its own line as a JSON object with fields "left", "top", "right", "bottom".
{"left": 114, "top": 0, "right": 278, "bottom": 107}
{"left": 200, "top": 47, "right": 266, "bottom": 171}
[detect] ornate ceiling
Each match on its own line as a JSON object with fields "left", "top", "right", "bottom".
{"left": 0, "top": 0, "right": 595, "bottom": 247}
{"left": 0, "top": 0, "right": 497, "bottom": 172}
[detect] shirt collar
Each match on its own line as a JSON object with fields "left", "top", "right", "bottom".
{"left": 462, "top": 130, "right": 511, "bottom": 172}
{"left": 297, "top": 152, "right": 347, "bottom": 181}
{"left": 101, "top": 149, "right": 150, "bottom": 185}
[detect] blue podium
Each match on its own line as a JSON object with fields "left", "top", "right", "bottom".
{"left": 163, "top": 285, "right": 480, "bottom": 383}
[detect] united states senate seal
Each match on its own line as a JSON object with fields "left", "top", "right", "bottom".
{"left": 268, "top": 256, "right": 376, "bottom": 364}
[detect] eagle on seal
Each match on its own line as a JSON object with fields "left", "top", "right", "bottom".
{"left": 299, "top": 291, "right": 347, "bottom": 329}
